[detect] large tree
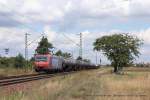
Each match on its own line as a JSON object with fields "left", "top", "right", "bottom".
{"left": 36, "top": 36, "right": 53, "bottom": 54}
{"left": 93, "top": 34, "right": 143, "bottom": 73}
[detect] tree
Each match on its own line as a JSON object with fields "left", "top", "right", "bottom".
{"left": 0, "top": 57, "right": 9, "bottom": 67}
{"left": 0, "top": 57, "right": 16, "bottom": 68}
{"left": 62, "top": 52, "right": 72, "bottom": 58}
{"left": 76, "top": 56, "right": 82, "bottom": 60}
{"left": 30, "top": 57, "right": 35, "bottom": 62}
{"left": 55, "top": 50, "right": 63, "bottom": 56}
{"left": 14, "top": 54, "right": 25, "bottom": 68}
{"left": 36, "top": 36, "right": 53, "bottom": 54}
{"left": 93, "top": 34, "right": 143, "bottom": 73}
{"left": 55, "top": 50, "right": 72, "bottom": 58}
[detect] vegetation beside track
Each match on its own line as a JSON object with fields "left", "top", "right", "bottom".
{"left": 0, "top": 67, "right": 150, "bottom": 100}
{"left": 0, "top": 67, "right": 34, "bottom": 77}
{"left": 0, "top": 54, "right": 34, "bottom": 77}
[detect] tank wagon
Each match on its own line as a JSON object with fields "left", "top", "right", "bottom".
{"left": 34, "top": 54, "right": 98, "bottom": 72}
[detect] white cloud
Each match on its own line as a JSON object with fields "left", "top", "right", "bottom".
{"left": 0, "top": 27, "right": 41, "bottom": 57}
{"left": 130, "top": 0, "right": 150, "bottom": 17}
{"left": 0, "top": 0, "right": 149, "bottom": 28}
{"left": 0, "top": 27, "right": 29, "bottom": 56}
{"left": 44, "top": 26, "right": 55, "bottom": 42}
{"left": 136, "top": 28, "right": 150, "bottom": 45}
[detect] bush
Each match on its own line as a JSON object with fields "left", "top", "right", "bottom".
{"left": 14, "top": 54, "right": 25, "bottom": 68}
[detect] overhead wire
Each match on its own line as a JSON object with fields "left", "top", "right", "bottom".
{"left": 61, "top": 33, "right": 80, "bottom": 47}
{"left": 28, "top": 34, "right": 44, "bottom": 46}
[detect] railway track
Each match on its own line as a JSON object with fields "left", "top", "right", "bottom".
{"left": 0, "top": 68, "right": 148, "bottom": 87}
{"left": 0, "top": 72, "right": 75, "bottom": 87}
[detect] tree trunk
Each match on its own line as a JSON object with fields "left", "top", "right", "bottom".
{"left": 114, "top": 66, "right": 118, "bottom": 73}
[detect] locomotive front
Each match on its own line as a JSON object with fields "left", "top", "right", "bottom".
{"left": 34, "top": 54, "right": 51, "bottom": 72}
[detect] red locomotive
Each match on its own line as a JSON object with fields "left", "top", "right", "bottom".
{"left": 34, "top": 53, "right": 97, "bottom": 72}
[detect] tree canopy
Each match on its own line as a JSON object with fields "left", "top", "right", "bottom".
{"left": 36, "top": 36, "right": 53, "bottom": 54}
{"left": 93, "top": 34, "right": 143, "bottom": 73}
{"left": 55, "top": 50, "right": 72, "bottom": 58}
{"left": 76, "top": 56, "right": 82, "bottom": 60}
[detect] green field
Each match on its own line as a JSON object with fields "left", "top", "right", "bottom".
{"left": 0, "top": 67, "right": 150, "bottom": 100}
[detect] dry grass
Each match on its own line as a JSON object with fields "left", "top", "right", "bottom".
{"left": 0, "top": 68, "right": 34, "bottom": 77}
{"left": 99, "top": 72, "right": 150, "bottom": 100}
{"left": 0, "top": 67, "right": 150, "bottom": 100}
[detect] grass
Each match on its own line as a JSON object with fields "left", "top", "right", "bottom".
{"left": 1, "top": 92, "right": 25, "bottom": 100}
{"left": 0, "top": 67, "right": 34, "bottom": 77}
{"left": 0, "top": 67, "right": 150, "bottom": 100}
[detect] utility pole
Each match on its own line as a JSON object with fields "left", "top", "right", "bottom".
{"left": 79, "top": 33, "right": 82, "bottom": 59}
{"left": 25, "top": 33, "right": 30, "bottom": 61}
{"left": 25, "top": 33, "right": 31, "bottom": 71}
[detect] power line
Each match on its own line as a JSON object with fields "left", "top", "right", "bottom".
{"left": 25, "top": 33, "right": 46, "bottom": 60}
{"left": 61, "top": 33, "right": 80, "bottom": 47}
{"left": 28, "top": 34, "right": 44, "bottom": 46}
{"left": 61, "top": 33, "right": 83, "bottom": 59}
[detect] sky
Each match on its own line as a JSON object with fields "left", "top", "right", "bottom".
{"left": 0, "top": 0, "right": 150, "bottom": 64}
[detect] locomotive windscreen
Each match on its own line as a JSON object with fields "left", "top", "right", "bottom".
{"left": 35, "top": 56, "right": 48, "bottom": 62}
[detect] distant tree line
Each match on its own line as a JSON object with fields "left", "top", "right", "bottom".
{"left": 0, "top": 53, "right": 32, "bottom": 69}
{"left": 135, "top": 63, "right": 150, "bottom": 67}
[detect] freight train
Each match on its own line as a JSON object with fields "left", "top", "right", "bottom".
{"left": 34, "top": 54, "right": 98, "bottom": 73}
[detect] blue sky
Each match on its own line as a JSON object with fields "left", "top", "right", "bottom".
{"left": 0, "top": 0, "right": 150, "bottom": 64}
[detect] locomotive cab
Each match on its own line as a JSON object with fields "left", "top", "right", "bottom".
{"left": 34, "top": 54, "right": 51, "bottom": 72}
